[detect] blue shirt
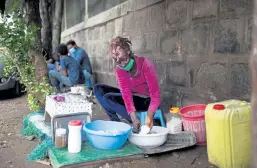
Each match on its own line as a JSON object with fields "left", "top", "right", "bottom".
{"left": 60, "top": 55, "right": 80, "bottom": 84}
{"left": 69, "top": 47, "right": 92, "bottom": 74}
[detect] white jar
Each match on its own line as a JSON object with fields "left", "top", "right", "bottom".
{"left": 167, "top": 117, "right": 182, "bottom": 134}
{"left": 68, "top": 120, "right": 82, "bottom": 153}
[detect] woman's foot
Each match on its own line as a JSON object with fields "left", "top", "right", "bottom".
{"left": 130, "top": 112, "right": 141, "bottom": 134}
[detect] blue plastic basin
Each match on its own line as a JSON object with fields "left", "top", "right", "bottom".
{"left": 83, "top": 120, "right": 132, "bottom": 150}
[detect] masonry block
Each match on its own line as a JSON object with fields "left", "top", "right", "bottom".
{"left": 161, "top": 30, "right": 178, "bottom": 55}
{"left": 246, "top": 18, "right": 252, "bottom": 52}
{"left": 195, "top": 63, "right": 229, "bottom": 100}
{"left": 145, "top": 32, "right": 161, "bottom": 53}
{"left": 87, "top": 28, "right": 94, "bottom": 41}
{"left": 91, "top": 57, "right": 102, "bottom": 73}
{"left": 95, "top": 72, "right": 105, "bottom": 84}
{"left": 109, "top": 58, "right": 116, "bottom": 73}
{"left": 131, "top": 36, "right": 146, "bottom": 53}
{"left": 166, "top": 0, "right": 188, "bottom": 27}
{"left": 221, "top": 0, "right": 252, "bottom": 14}
{"left": 102, "top": 58, "right": 110, "bottom": 72}
{"left": 167, "top": 61, "right": 188, "bottom": 87}
{"left": 61, "top": 36, "right": 70, "bottom": 44}
{"left": 108, "top": 74, "right": 118, "bottom": 87}
{"left": 131, "top": 0, "right": 163, "bottom": 11}
{"left": 68, "top": 31, "right": 85, "bottom": 47}
{"left": 114, "top": 18, "right": 123, "bottom": 36}
{"left": 153, "top": 60, "right": 167, "bottom": 89}
{"left": 123, "top": 13, "right": 138, "bottom": 36}
{"left": 94, "top": 40, "right": 109, "bottom": 58}
{"left": 193, "top": 0, "right": 218, "bottom": 19}
{"left": 123, "top": 3, "right": 165, "bottom": 35}
{"left": 181, "top": 89, "right": 217, "bottom": 107}
{"left": 93, "top": 26, "right": 100, "bottom": 40}
{"left": 87, "top": 42, "right": 97, "bottom": 57}
{"left": 98, "top": 73, "right": 116, "bottom": 87}
{"left": 106, "top": 21, "right": 115, "bottom": 39}
{"left": 159, "top": 90, "right": 173, "bottom": 113}
{"left": 231, "top": 63, "right": 250, "bottom": 99}
{"left": 214, "top": 19, "right": 241, "bottom": 54}
{"left": 99, "top": 25, "right": 106, "bottom": 40}
{"left": 166, "top": 88, "right": 217, "bottom": 108}
{"left": 181, "top": 24, "right": 209, "bottom": 55}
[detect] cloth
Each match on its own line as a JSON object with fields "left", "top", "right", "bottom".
{"left": 49, "top": 70, "right": 74, "bottom": 90}
{"left": 116, "top": 56, "right": 160, "bottom": 114}
{"left": 94, "top": 84, "right": 150, "bottom": 122}
{"left": 59, "top": 55, "right": 80, "bottom": 85}
{"left": 82, "top": 69, "right": 92, "bottom": 88}
{"left": 69, "top": 47, "right": 92, "bottom": 74}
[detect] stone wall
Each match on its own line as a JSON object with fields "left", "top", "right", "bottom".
{"left": 61, "top": 0, "right": 252, "bottom": 112}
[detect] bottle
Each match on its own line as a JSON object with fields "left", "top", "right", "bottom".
{"left": 68, "top": 120, "right": 82, "bottom": 153}
{"left": 167, "top": 107, "right": 182, "bottom": 134}
{"left": 55, "top": 128, "right": 67, "bottom": 149}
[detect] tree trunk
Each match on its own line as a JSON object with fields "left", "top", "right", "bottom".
{"left": 0, "top": 0, "right": 6, "bottom": 15}
{"left": 26, "top": 0, "right": 42, "bottom": 49}
{"left": 40, "top": 0, "right": 52, "bottom": 57}
{"left": 251, "top": 0, "right": 257, "bottom": 167}
{"left": 52, "top": 0, "right": 63, "bottom": 57}
{"left": 25, "top": 0, "right": 48, "bottom": 79}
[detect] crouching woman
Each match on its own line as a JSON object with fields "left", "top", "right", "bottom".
{"left": 94, "top": 36, "right": 161, "bottom": 133}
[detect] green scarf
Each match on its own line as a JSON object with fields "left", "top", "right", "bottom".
{"left": 118, "top": 58, "right": 135, "bottom": 71}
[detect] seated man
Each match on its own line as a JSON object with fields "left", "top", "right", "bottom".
{"left": 67, "top": 40, "right": 93, "bottom": 89}
{"left": 49, "top": 44, "right": 80, "bottom": 92}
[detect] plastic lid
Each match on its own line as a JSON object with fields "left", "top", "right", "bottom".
{"left": 213, "top": 104, "right": 225, "bottom": 110}
{"left": 69, "top": 120, "right": 82, "bottom": 126}
{"left": 170, "top": 107, "right": 180, "bottom": 114}
{"left": 56, "top": 128, "right": 66, "bottom": 136}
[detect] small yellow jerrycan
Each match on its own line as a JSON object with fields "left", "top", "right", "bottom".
{"left": 205, "top": 100, "right": 251, "bottom": 168}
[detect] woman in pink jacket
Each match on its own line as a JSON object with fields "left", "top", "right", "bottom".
{"left": 93, "top": 36, "right": 161, "bottom": 133}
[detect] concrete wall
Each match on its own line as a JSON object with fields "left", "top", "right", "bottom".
{"left": 61, "top": 0, "right": 252, "bottom": 111}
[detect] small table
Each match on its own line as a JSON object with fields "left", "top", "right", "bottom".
{"left": 45, "top": 93, "right": 93, "bottom": 139}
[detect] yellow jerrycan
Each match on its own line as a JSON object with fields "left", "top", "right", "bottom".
{"left": 205, "top": 99, "right": 251, "bottom": 168}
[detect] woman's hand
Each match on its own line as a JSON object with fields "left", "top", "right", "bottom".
{"left": 130, "top": 112, "right": 141, "bottom": 133}
{"left": 57, "top": 66, "right": 61, "bottom": 71}
{"left": 145, "top": 112, "right": 154, "bottom": 129}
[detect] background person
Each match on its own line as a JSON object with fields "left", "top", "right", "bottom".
{"left": 67, "top": 40, "right": 93, "bottom": 89}
{"left": 49, "top": 44, "right": 80, "bottom": 92}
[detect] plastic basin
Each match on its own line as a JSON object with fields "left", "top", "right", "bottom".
{"left": 180, "top": 104, "right": 207, "bottom": 145}
{"left": 128, "top": 126, "right": 169, "bottom": 148}
{"left": 83, "top": 120, "right": 132, "bottom": 150}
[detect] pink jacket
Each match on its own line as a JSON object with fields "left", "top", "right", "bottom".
{"left": 116, "top": 56, "right": 161, "bottom": 114}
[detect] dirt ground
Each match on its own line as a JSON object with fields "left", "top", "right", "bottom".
{"left": 0, "top": 91, "right": 215, "bottom": 168}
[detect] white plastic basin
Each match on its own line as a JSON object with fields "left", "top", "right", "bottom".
{"left": 128, "top": 126, "right": 169, "bottom": 148}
